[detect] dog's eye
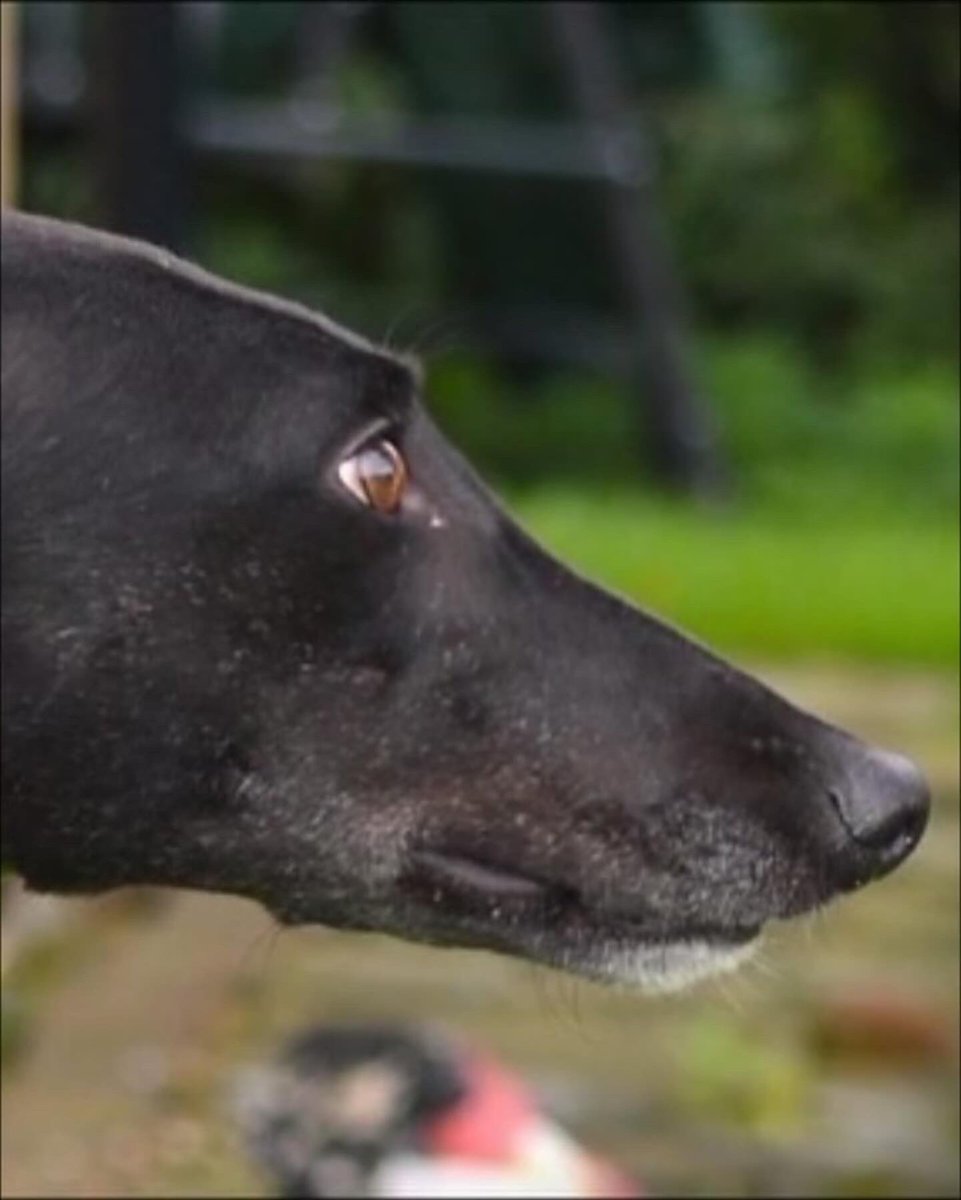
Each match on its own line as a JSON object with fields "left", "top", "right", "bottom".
{"left": 337, "top": 438, "right": 408, "bottom": 514}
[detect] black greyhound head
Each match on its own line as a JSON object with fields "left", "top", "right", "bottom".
{"left": 1, "top": 213, "right": 929, "bottom": 991}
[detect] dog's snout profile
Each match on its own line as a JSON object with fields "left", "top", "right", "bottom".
{"left": 829, "top": 745, "right": 930, "bottom": 882}
{"left": 1, "top": 211, "right": 930, "bottom": 994}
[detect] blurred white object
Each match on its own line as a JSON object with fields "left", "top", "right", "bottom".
{"left": 375, "top": 1150, "right": 589, "bottom": 1197}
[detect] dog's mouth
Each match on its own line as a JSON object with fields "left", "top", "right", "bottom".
{"left": 402, "top": 847, "right": 762, "bottom": 990}
{"left": 411, "top": 850, "right": 554, "bottom": 900}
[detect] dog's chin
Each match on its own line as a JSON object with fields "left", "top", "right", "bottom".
{"left": 545, "top": 932, "right": 761, "bottom": 994}
{"left": 465, "top": 914, "right": 764, "bottom": 994}
{"left": 394, "top": 848, "right": 764, "bottom": 994}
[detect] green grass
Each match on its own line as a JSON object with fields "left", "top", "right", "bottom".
{"left": 510, "top": 488, "right": 959, "bottom": 667}
{"left": 425, "top": 334, "right": 959, "bottom": 667}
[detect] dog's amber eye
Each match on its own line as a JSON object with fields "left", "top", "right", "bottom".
{"left": 338, "top": 438, "right": 408, "bottom": 514}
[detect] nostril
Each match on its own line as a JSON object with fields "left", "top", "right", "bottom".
{"left": 829, "top": 748, "right": 930, "bottom": 869}
{"left": 896, "top": 801, "right": 929, "bottom": 852}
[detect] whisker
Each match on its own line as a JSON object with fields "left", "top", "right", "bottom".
{"left": 379, "top": 305, "right": 421, "bottom": 356}
{"left": 712, "top": 971, "right": 748, "bottom": 1016}
{"left": 528, "top": 961, "right": 563, "bottom": 1029}
{"left": 399, "top": 312, "right": 471, "bottom": 360}
{"left": 233, "top": 916, "right": 283, "bottom": 982}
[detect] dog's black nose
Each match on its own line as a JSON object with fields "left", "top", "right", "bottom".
{"left": 830, "top": 747, "right": 930, "bottom": 881}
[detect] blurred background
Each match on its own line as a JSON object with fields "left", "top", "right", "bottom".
{"left": 1, "top": 2, "right": 958, "bottom": 1196}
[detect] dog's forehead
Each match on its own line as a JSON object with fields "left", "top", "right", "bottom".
{"left": 4, "top": 209, "right": 420, "bottom": 391}
{"left": 4, "top": 210, "right": 423, "bottom": 435}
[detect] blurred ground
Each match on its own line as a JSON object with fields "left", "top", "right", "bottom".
{"left": 2, "top": 663, "right": 958, "bottom": 1199}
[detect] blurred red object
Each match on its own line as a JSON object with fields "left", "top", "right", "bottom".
{"left": 417, "top": 1050, "right": 640, "bottom": 1197}
{"left": 809, "top": 986, "right": 958, "bottom": 1066}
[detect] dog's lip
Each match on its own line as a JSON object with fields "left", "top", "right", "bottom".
{"left": 408, "top": 848, "right": 554, "bottom": 899}
{"left": 405, "top": 848, "right": 762, "bottom": 946}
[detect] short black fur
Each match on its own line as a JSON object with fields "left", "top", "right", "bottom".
{"left": 1, "top": 212, "right": 929, "bottom": 988}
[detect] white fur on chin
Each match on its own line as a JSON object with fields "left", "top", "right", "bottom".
{"left": 584, "top": 936, "right": 760, "bottom": 994}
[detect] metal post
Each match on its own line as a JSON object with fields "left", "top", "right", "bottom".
{"left": 88, "top": 1, "right": 186, "bottom": 250}
{"left": 548, "top": 1, "right": 723, "bottom": 496}
{"left": 1, "top": 0, "right": 19, "bottom": 207}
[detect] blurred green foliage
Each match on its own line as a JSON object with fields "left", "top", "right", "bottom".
{"left": 665, "top": 2, "right": 960, "bottom": 367}
{"left": 193, "top": 2, "right": 961, "bottom": 368}
{"left": 28, "top": 3, "right": 954, "bottom": 371}
{"left": 425, "top": 342, "right": 958, "bottom": 670}
{"left": 427, "top": 339, "right": 959, "bottom": 518}
{"left": 674, "top": 1012, "right": 810, "bottom": 1136}
{"left": 0, "top": 993, "right": 28, "bottom": 1073}
{"left": 659, "top": 96, "right": 960, "bottom": 372}
{"left": 511, "top": 487, "right": 957, "bottom": 666}
{"left": 20, "top": 1, "right": 958, "bottom": 664}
